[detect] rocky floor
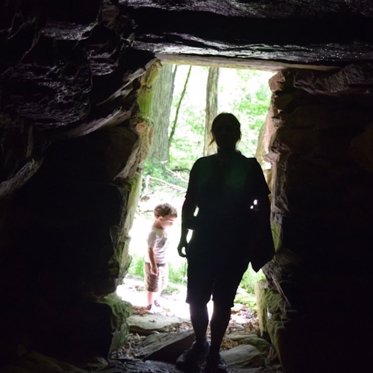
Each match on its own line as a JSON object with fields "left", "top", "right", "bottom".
{"left": 109, "top": 275, "right": 284, "bottom": 373}
{"left": 2, "top": 277, "right": 284, "bottom": 373}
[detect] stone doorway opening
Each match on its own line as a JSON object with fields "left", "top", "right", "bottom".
{"left": 113, "top": 61, "right": 282, "bottom": 369}
{"left": 118, "top": 60, "right": 274, "bottom": 315}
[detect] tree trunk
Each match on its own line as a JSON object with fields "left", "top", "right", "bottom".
{"left": 149, "top": 63, "right": 176, "bottom": 166}
{"left": 204, "top": 66, "right": 219, "bottom": 155}
{"left": 169, "top": 65, "right": 192, "bottom": 151}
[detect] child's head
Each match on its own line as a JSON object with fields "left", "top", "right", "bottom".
{"left": 154, "top": 203, "right": 177, "bottom": 228}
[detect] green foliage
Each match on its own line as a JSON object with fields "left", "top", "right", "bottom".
{"left": 240, "top": 264, "right": 265, "bottom": 294}
{"left": 137, "top": 63, "right": 161, "bottom": 118}
{"left": 235, "top": 291, "right": 257, "bottom": 309}
{"left": 163, "top": 283, "right": 182, "bottom": 295}
{"left": 127, "top": 65, "right": 273, "bottom": 309}
{"left": 128, "top": 255, "right": 145, "bottom": 278}
{"left": 168, "top": 261, "right": 187, "bottom": 285}
{"left": 169, "top": 105, "right": 205, "bottom": 170}
{"left": 128, "top": 254, "right": 187, "bottom": 286}
{"left": 222, "top": 69, "right": 273, "bottom": 156}
{"left": 143, "top": 159, "right": 166, "bottom": 179}
{"left": 142, "top": 159, "right": 188, "bottom": 191}
{"left": 167, "top": 65, "right": 273, "bottom": 164}
{"left": 127, "top": 253, "right": 263, "bottom": 307}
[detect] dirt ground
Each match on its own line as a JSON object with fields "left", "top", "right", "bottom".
{"left": 116, "top": 274, "right": 261, "bottom": 349}
{"left": 117, "top": 274, "right": 260, "bottom": 320}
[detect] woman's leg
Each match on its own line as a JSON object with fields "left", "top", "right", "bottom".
{"left": 176, "top": 301, "right": 210, "bottom": 369}
{"left": 209, "top": 302, "right": 231, "bottom": 354}
{"left": 190, "top": 302, "right": 209, "bottom": 345}
{"left": 209, "top": 253, "right": 248, "bottom": 353}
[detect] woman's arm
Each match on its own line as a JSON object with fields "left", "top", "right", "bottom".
{"left": 177, "top": 197, "right": 197, "bottom": 257}
{"left": 177, "top": 163, "right": 198, "bottom": 257}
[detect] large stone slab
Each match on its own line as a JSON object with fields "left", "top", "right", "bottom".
{"left": 226, "top": 333, "right": 271, "bottom": 355}
{"left": 133, "top": 330, "right": 194, "bottom": 363}
{"left": 107, "top": 358, "right": 183, "bottom": 373}
{"left": 2, "top": 352, "right": 88, "bottom": 373}
{"left": 127, "top": 314, "right": 188, "bottom": 335}
{"left": 221, "top": 344, "right": 265, "bottom": 368}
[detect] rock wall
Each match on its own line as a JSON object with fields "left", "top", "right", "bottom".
{"left": 1, "top": 1, "right": 373, "bottom": 372}
{"left": 258, "top": 64, "right": 373, "bottom": 373}
{"left": 0, "top": 0, "right": 156, "bottom": 364}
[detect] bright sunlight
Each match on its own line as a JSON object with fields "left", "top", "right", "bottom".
{"left": 117, "top": 65, "right": 274, "bottom": 317}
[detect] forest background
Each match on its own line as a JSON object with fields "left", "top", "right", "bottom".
{"left": 127, "top": 63, "right": 274, "bottom": 307}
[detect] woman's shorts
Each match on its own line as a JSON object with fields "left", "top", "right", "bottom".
{"left": 144, "top": 262, "right": 168, "bottom": 292}
{"left": 186, "top": 246, "right": 249, "bottom": 308}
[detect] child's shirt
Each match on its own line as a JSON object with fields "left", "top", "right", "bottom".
{"left": 145, "top": 226, "right": 168, "bottom": 265}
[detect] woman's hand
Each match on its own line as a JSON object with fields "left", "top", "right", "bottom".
{"left": 177, "top": 237, "right": 188, "bottom": 258}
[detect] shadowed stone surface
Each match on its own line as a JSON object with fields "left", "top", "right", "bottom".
{"left": 127, "top": 314, "right": 188, "bottom": 335}
{"left": 124, "top": 0, "right": 373, "bottom": 64}
{"left": 132, "top": 330, "right": 194, "bottom": 362}
{"left": 222, "top": 344, "right": 265, "bottom": 368}
{"left": 1, "top": 1, "right": 373, "bottom": 373}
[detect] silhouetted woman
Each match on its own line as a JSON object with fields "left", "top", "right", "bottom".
{"left": 176, "top": 113, "right": 274, "bottom": 373}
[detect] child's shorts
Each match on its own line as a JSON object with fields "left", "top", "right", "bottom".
{"left": 144, "top": 262, "right": 168, "bottom": 292}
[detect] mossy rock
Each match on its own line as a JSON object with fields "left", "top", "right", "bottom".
{"left": 98, "top": 293, "right": 132, "bottom": 353}
{"left": 255, "top": 279, "right": 288, "bottom": 357}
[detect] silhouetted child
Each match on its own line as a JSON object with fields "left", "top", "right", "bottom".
{"left": 144, "top": 203, "right": 177, "bottom": 311}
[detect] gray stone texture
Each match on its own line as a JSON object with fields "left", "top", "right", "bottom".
{"left": 1, "top": 1, "right": 373, "bottom": 372}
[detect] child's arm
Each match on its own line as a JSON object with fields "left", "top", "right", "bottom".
{"left": 148, "top": 246, "right": 158, "bottom": 275}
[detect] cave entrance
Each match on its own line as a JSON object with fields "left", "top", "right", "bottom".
{"left": 117, "top": 60, "right": 275, "bottom": 324}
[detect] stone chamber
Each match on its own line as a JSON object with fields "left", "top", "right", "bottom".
{"left": 0, "top": 1, "right": 372, "bottom": 372}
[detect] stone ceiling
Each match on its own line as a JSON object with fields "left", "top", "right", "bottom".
{"left": 123, "top": 0, "right": 373, "bottom": 65}
{"left": 1, "top": 0, "right": 373, "bottom": 132}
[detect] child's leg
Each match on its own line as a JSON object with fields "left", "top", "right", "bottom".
{"left": 154, "top": 264, "right": 168, "bottom": 306}
{"left": 144, "top": 263, "right": 157, "bottom": 308}
{"left": 147, "top": 291, "right": 155, "bottom": 308}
